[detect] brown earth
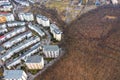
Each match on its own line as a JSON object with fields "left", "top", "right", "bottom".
{"left": 35, "top": 5, "right": 120, "bottom": 80}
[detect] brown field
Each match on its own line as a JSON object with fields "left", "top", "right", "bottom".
{"left": 35, "top": 5, "right": 120, "bottom": 80}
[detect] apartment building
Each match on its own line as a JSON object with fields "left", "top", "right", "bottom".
{"left": 4, "top": 70, "right": 27, "bottom": 80}
{"left": 28, "top": 23, "right": 45, "bottom": 37}
{"left": 36, "top": 15, "right": 50, "bottom": 27}
{"left": 3, "top": 31, "right": 32, "bottom": 48}
{"left": 43, "top": 45, "right": 60, "bottom": 58}
{"left": 26, "top": 55, "right": 44, "bottom": 69}
{"left": 50, "top": 24, "right": 62, "bottom": 41}
{"left": 18, "top": 13, "right": 34, "bottom": 21}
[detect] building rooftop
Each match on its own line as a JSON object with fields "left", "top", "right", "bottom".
{"left": 36, "top": 14, "right": 43, "bottom": 18}
{"left": 43, "top": 45, "right": 59, "bottom": 51}
{"left": 4, "top": 70, "right": 25, "bottom": 79}
{"left": 42, "top": 16, "right": 49, "bottom": 21}
{"left": 0, "top": 46, "right": 4, "bottom": 52}
{"left": 26, "top": 55, "right": 43, "bottom": 63}
{"left": 28, "top": 24, "right": 45, "bottom": 37}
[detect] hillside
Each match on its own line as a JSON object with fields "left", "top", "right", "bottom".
{"left": 35, "top": 5, "right": 120, "bottom": 80}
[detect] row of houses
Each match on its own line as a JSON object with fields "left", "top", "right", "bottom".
{"left": 0, "top": 26, "right": 26, "bottom": 43}
{"left": 7, "top": 21, "right": 26, "bottom": 27}
{"left": 3, "top": 31, "right": 32, "bottom": 48}
{"left": 0, "top": 0, "right": 13, "bottom": 12}
{"left": 14, "top": 0, "right": 30, "bottom": 6}
{"left": 1, "top": 36, "right": 40, "bottom": 61}
{"left": 18, "top": 13, "right": 34, "bottom": 22}
{"left": 0, "top": 13, "right": 14, "bottom": 23}
{"left": 6, "top": 42, "right": 41, "bottom": 69}
{"left": 28, "top": 23, "right": 45, "bottom": 37}
{"left": 18, "top": 13, "right": 50, "bottom": 27}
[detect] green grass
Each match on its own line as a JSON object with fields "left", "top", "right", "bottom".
{"left": 28, "top": 69, "right": 40, "bottom": 75}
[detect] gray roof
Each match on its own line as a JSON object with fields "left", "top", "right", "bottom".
{"left": 43, "top": 45, "right": 59, "bottom": 51}
{"left": 26, "top": 55, "right": 43, "bottom": 63}
{"left": 42, "top": 16, "right": 48, "bottom": 21}
{"left": 0, "top": 46, "right": 4, "bottom": 52}
{"left": 4, "top": 70, "right": 24, "bottom": 79}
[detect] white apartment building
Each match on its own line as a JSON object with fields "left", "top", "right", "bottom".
{"left": 0, "top": 4, "right": 13, "bottom": 11}
{"left": 3, "top": 31, "right": 32, "bottom": 48}
{"left": 0, "top": 27, "right": 26, "bottom": 43}
{"left": 26, "top": 55, "right": 44, "bottom": 69}
{"left": 28, "top": 23, "right": 45, "bottom": 37}
{"left": 1, "top": 36, "right": 40, "bottom": 61}
{"left": 4, "top": 70, "right": 27, "bottom": 80}
{"left": 36, "top": 15, "right": 50, "bottom": 27}
{"left": 36, "top": 14, "right": 43, "bottom": 25}
{"left": 43, "top": 45, "right": 60, "bottom": 58}
{"left": 18, "top": 13, "right": 34, "bottom": 21}
{"left": 6, "top": 42, "right": 41, "bottom": 69}
{"left": 50, "top": 24, "right": 62, "bottom": 41}
{"left": 14, "top": 0, "right": 30, "bottom": 6}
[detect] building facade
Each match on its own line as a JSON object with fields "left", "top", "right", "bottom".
{"left": 26, "top": 55, "right": 44, "bottom": 69}
{"left": 43, "top": 45, "right": 60, "bottom": 58}
{"left": 50, "top": 24, "right": 62, "bottom": 41}
{"left": 4, "top": 70, "right": 27, "bottom": 80}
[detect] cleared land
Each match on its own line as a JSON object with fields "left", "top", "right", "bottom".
{"left": 35, "top": 5, "right": 120, "bottom": 80}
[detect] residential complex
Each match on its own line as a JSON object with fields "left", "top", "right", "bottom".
{"left": 0, "top": 0, "right": 62, "bottom": 79}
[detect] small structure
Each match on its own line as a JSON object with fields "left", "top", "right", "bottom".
{"left": 18, "top": 13, "right": 34, "bottom": 21}
{"left": 3, "top": 70, "right": 27, "bottom": 80}
{"left": 26, "top": 55, "right": 44, "bottom": 69}
{"left": 43, "top": 45, "right": 60, "bottom": 58}
{"left": 36, "top": 15, "right": 50, "bottom": 27}
{"left": 28, "top": 23, "right": 45, "bottom": 37}
{"left": 50, "top": 24, "right": 62, "bottom": 41}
